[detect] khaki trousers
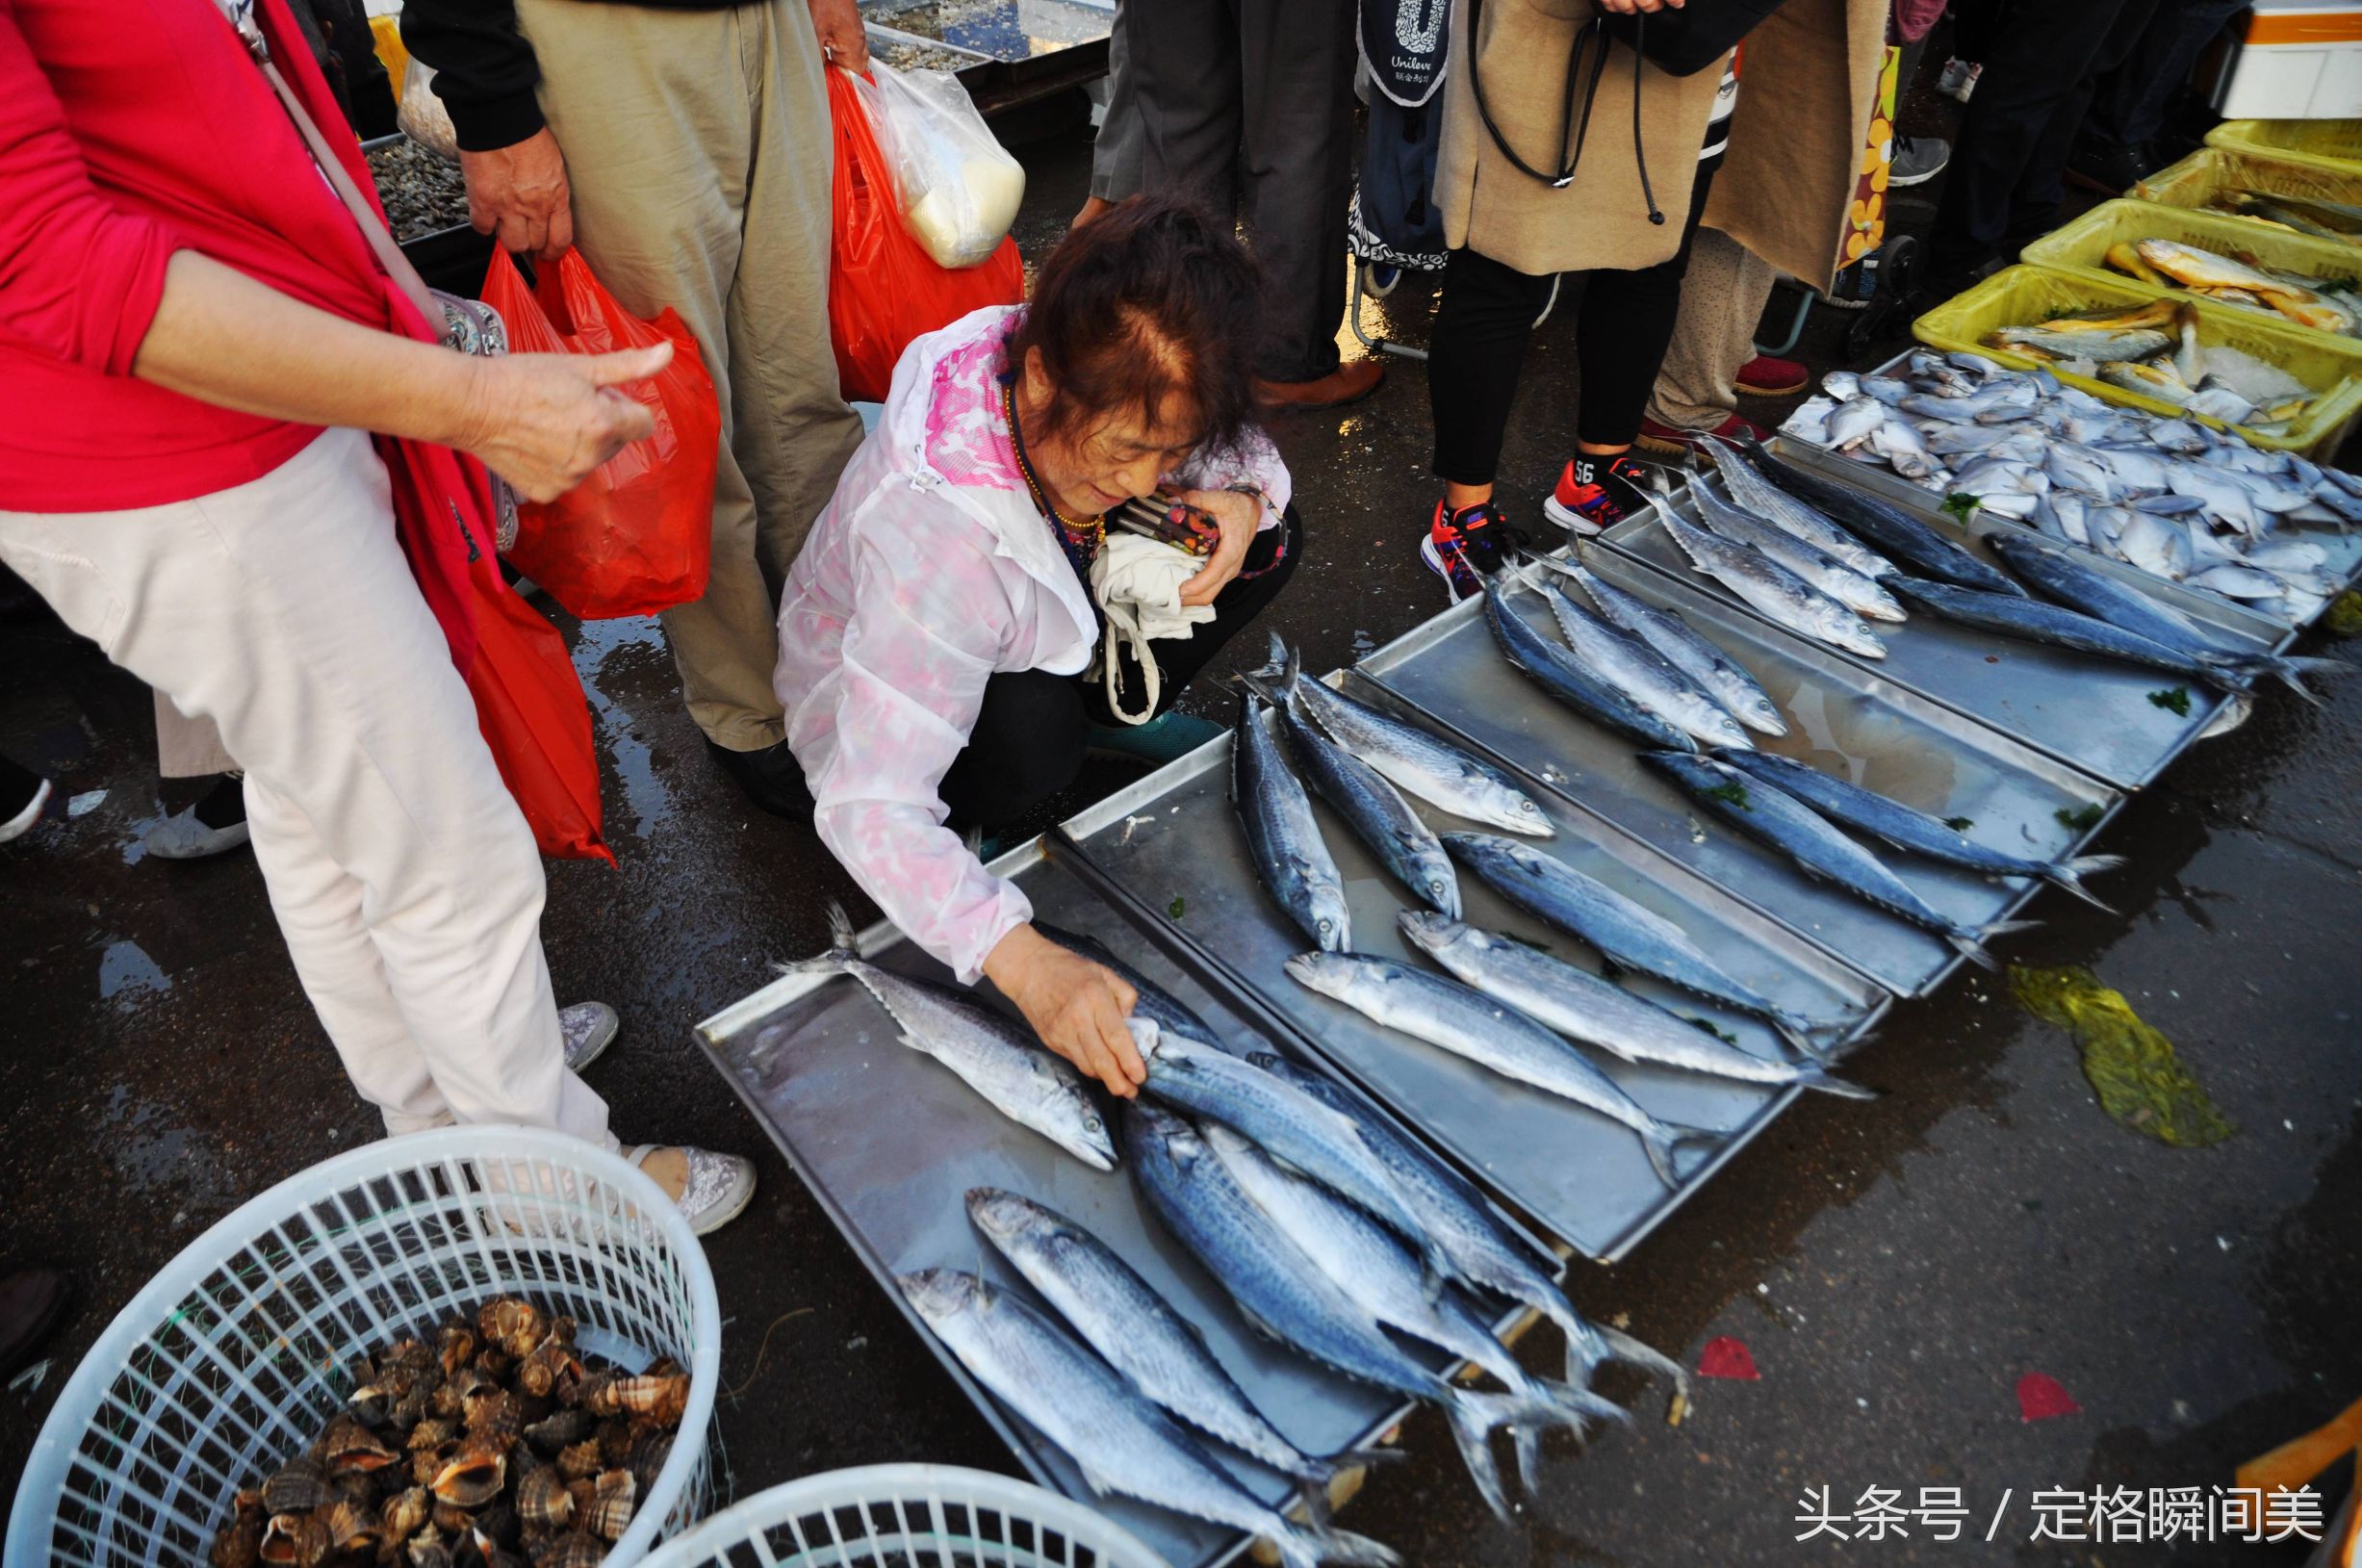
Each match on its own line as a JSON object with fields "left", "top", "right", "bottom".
{"left": 0, "top": 430, "right": 611, "bottom": 1144}
{"left": 1645, "top": 226, "right": 1781, "bottom": 431}
{"left": 519, "top": 0, "right": 864, "bottom": 751}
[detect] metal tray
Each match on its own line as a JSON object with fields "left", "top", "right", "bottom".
{"left": 1352, "top": 552, "right": 2122, "bottom": 998}
{"left": 1053, "top": 713, "right": 1890, "bottom": 1264}
{"left": 1798, "top": 360, "right": 2362, "bottom": 629}
{"left": 1599, "top": 469, "right": 2257, "bottom": 790}
{"left": 694, "top": 844, "right": 1534, "bottom": 1568}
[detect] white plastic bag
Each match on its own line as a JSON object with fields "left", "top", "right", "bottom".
{"left": 398, "top": 60, "right": 461, "bottom": 163}
{"left": 849, "top": 62, "right": 1026, "bottom": 270}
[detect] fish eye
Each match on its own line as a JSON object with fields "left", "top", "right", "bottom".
{"left": 1521, "top": 800, "right": 1538, "bottom": 811}
{"left": 1318, "top": 918, "right": 1334, "bottom": 933}
{"left": 1084, "top": 1116, "right": 1102, "bottom": 1134}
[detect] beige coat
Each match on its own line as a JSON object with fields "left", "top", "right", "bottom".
{"left": 1439, "top": 0, "right": 1890, "bottom": 290}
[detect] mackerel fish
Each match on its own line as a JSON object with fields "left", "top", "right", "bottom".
{"left": 1519, "top": 564, "right": 1756, "bottom": 749}
{"left": 1687, "top": 470, "right": 1908, "bottom": 622}
{"left": 1234, "top": 687, "right": 1351, "bottom": 952}
{"left": 1887, "top": 575, "right": 2269, "bottom": 693}
{"left": 1733, "top": 439, "right": 2028, "bottom": 595}
{"left": 1538, "top": 554, "right": 1787, "bottom": 736}
{"left": 1481, "top": 578, "right": 1705, "bottom": 749}
{"left": 1442, "top": 831, "right": 1839, "bottom": 1057}
{"left": 1397, "top": 911, "right": 1872, "bottom": 1098}
{"left": 782, "top": 904, "right": 1117, "bottom": 1169}
{"left": 1695, "top": 432, "right": 1898, "bottom": 581}
{"left": 1710, "top": 748, "right": 2124, "bottom": 912}
{"left": 1643, "top": 752, "right": 2033, "bottom": 969}
{"left": 1649, "top": 499, "right": 1889, "bottom": 659}
{"left": 901, "top": 1268, "right": 1397, "bottom": 1568}
{"left": 1282, "top": 950, "right": 1722, "bottom": 1188}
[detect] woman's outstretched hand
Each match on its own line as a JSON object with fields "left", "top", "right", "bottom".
{"left": 984, "top": 923, "right": 1147, "bottom": 1097}
{"left": 1175, "top": 488, "right": 1262, "bottom": 606}
{"left": 449, "top": 342, "right": 673, "bottom": 501}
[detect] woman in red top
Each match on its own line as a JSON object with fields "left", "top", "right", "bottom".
{"left": 0, "top": 0, "right": 754, "bottom": 1233}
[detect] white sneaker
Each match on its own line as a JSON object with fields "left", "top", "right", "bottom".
{"left": 0, "top": 777, "right": 50, "bottom": 844}
{"left": 627, "top": 1144, "right": 757, "bottom": 1237}
{"left": 559, "top": 1001, "right": 619, "bottom": 1072}
{"left": 1938, "top": 58, "right": 1982, "bottom": 104}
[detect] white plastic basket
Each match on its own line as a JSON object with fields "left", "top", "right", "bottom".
{"left": 635, "top": 1464, "right": 1170, "bottom": 1568}
{"left": 8, "top": 1125, "right": 722, "bottom": 1567}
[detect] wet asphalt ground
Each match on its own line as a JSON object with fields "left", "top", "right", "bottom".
{"left": 4, "top": 75, "right": 2360, "bottom": 1568}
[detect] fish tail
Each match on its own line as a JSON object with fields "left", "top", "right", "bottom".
{"left": 1511, "top": 1424, "right": 1545, "bottom": 1498}
{"left": 1772, "top": 1014, "right": 1841, "bottom": 1065}
{"left": 2045, "top": 853, "right": 2127, "bottom": 913}
{"left": 1252, "top": 630, "right": 1288, "bottom": 680}
{"left": 1794, "top": 1064, "right": 1879, "bottom": 1101}
{"left": 1948, "top": 917, "right": 2038, "bottom": 972}
{"left": 774, "top": 899, "right": 859, "bottom": 976}
{"left": 1274, "top": 1523, "right": 1400, "bottom": 1568}
{"left": 2263, "top": 655, "right": 2349, "bottom": 706}
{"left": 1592, "top": 1323, "right": 1693, "bottom": 1418}
{"left": 1641, "top": 1120, "right": 1722, "bottom": 1189}
{"left": 1441, "top": 1390, "right": 1516, "bottom": 1523}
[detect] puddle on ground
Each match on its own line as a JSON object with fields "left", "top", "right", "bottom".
{"left": 95, "top": 1082, "right": 236, "bottom": 1209}
{"left": 570, "top": 616, "right": 679, "bottom": 842}
{"left": 97, "top": 938, "right": 171, "bottom": 1007}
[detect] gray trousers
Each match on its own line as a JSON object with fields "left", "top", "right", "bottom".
{"left": 1091, "top": 0, "right": 1142, "bottom": 201}
{"left": 1127, "top": 0, "right": 1355, "bottom": 383}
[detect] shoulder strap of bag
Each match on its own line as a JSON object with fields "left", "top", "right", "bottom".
{"left": 218, "top": 0, "right": 444, "bottom": 329}
{"left": 1464, "top": 0, "right": 1611, "bottom": 189}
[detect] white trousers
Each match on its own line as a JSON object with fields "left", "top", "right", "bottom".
{"left": 0, "top": 429, "right": 611, "bottom": 1145}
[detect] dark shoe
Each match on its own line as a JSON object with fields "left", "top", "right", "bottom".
{"left": 2067, "top": 141, "right": 2152, "bottom": 195}
{"left": 1635, "top": 413, "right": 1769, "bottom": 458}
{"left": 1420, "top": 499, "right": 1528, "bottom": 603}
{"left": 1887, "top": 135, "right": 1952, "bottom": 188}
{"left": 0, "top": 1269, "right": 69, "bottom": 1376}
{"left": 1542, "top": 452, "right": 1654, "bottom": 535}
{"left": 706, "top": 737, "right": 816, "bottom": 819}
{"left": 1255, "top": 359, "right": 1386, "bottom": 411}
{"left": 1735, "top": 354, "right": 1809, "bottom": 398}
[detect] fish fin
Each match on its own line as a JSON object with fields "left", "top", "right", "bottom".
{"left": 2255, "top": 654, "right": 2349, "bottom": 706}
{"left": 1511, "top": 1424, "right": 1545, "bottom": 1497}
{"left": 1948, "top": 918, "right": 2039, "bottom": 971}
{"left": 1254, "top": 630, "right": 1287, "bottom": 678}
{"left": 774, "top": 900, "right": 859, "bottom": 976}
{"left": 1642, "top": 1121, "right": 1724, "bottom": 1188}
{"left": 1235, "top": 666, "right": 1287, "bottom": 708}
{"left": 1441, "top": 1391, "right": 1518, "bottom": 1523}
{"left": 1274, "top": 1525, "right": 1400, "bottom": 1568}
{"left": 1593, "top": 1323, "right": 1693, "bottom": 1403}
{"left": 1420, "top": 1254, "right": 1451, "bottom": 1305}
{"left": 2044, "top": 853, "right": 2127, "bottom": 913}
{"left": 1773, "top": 1015, "right": 1840, "bottom": 1064}
{"left": 1794, "top": 1065, "right": 1879, "bottom": 1101}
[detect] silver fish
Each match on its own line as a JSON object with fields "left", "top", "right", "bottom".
{"left": 1523, "top": 566, "right": 1756, "bottom": 748}
{"left": 1539, "top": 554, "right": 1787, "bottom": 736}
{"left": 1827, "top": 397, "right": 1887, "bottom": 448}
{"left": 901, "top": 1269, "right": 1397, "bottom": 1568}
{"left": 1282, "top": 952, "right": 1719, "bottom": 1188}
{"left": 1697, "top": 433, "right": 1900, "bottom": 582}
{"left": 1253, "top": 670, "right": 1460, "bottom": 916}
{"left": 1260, "top": 635, "right": 1552, "bottom": 836}
{"left": 1234, "top": 688, "right": 1350, "bottom": 952}
{"left": 1689, "top": 471, "right": 1908, "bottom": 622}
{"left": 1483, "top": 578, "right": 1704, "bottom": 752}
{"left": 782, "top": 905, "right": 1117, "bottom": 1169}
{"left": 1398, "top": 912, "right": 1872, "bottom": 1098}
{"left": 1653, "top": 498, "right": 1889, "bottom": 658}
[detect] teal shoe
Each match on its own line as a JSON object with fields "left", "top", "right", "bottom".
{"left": 1085, "top": 711, "right": 1225, "bottom": 766}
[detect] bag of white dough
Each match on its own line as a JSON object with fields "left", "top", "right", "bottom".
{"left": 849, "top": 61, "right": 1026, "bottom": 270}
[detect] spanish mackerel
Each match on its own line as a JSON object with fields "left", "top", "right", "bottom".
{"left": 1129, "top": 1105, "right": 1562, "bottom": 1522}
{"left": 782, "top": 905, "right": 1117, "bottom": 1170}
{"left": 1234, "top": 688, "right": 1351, "bottom": 952}
{"left": 1710, "top": 749, "right": 2123, "bottom": 912}
{"left": 1534, "top": 554, "right": 1787, "bottom": 736}
{"left": 1733, "top": 437, "right": 2027, "bottom": 596}
{"left": 1644, "top": 752, "right": 2033, "bottom": 969}
{"left": 1249, "top": 663, "right": 1460, "bottom": 915}
{"left": 1259, "top": 635, "right": 1553, "bottom": 835}
{"left": 1443, "top": 832, "right": 1839, "bottom": 1057}
{"left": 1696, "top": 432, "right": 1897, "bottom": 581}
{"left": 1521, "top": 566, "right": 1757, "bottom": 749}
{"left": 1283, "top": 951, "right": 1720, "bottom": 1187}
{"left": 1248, "top": 1052, "right": 1690, "bottom": 1397}
{"left": 1651, "top": 498, "right": 1890, "bottom": 659}
{"left": 1688, "top": 469, "right": 1908, "bottom": 622}
{"left": 1481, "top": 579, "right": 1704, "bottom": 750}
{"left": 1887, "top": 575, "right": 2267, "bottom": 692}
{"left": 1397, "top": 913, "right": 1872, "bottom": 1098}
{"left": 1201, "top": 1123, "right": 1624, "bottom": 1492}
{"left": 900, "top": 1269, "right": 1397, "bottom": 1568}
{"left": 965, "top": 1188, "right": 1384, "bottom": 1505}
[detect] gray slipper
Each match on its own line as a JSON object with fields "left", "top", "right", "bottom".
{"left": 141, "top": 807, "right": 251, "bottom": 861}
{"left": 560, "top": 1001, "right": 619, "bottom": 1072}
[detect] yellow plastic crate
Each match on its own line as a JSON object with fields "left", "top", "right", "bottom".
{"left": 2020, "top": 199, "right": 2362, "bottom": 339}
{"left": 2134, "top": 148, "right": 2362, "bottom": 247}
{"left": 2207, "top": 118, "right": 2362, "bottom": 175}
{"left": 1912, "top": 264, "right": 2362, "bottom": 457}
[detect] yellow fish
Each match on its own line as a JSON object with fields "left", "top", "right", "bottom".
{"left": 2136, "top": 239, "right": 2352, "bottom": 333}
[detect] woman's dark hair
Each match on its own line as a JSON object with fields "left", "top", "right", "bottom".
{"left": 1009, "top": 195, "right": 1265, "bottom": 456}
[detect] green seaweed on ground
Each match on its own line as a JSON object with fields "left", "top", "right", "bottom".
{"left": 2147, "top": 686, "right": 2193, "bottom": 716}
{"left": 1167, "top": 896, "right": 1186, "bottom": 920}
{"left": 2324, "top": 590, "right": 2362, "bottom": 637}
{"left": 1943, "top": 816, "right": 1975, "bottom": 832}
{"left": 2056, "top": 803, "right": 2105, "bottom": 832}
{"left": 2008, "top": 964, "right": 2234, "bottom": 1147}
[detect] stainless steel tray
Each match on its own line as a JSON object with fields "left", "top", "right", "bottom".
{"left": 695, "top": 843, "right": 1533, "bottom": 1568}
{"left": 1795, "top": 360, "right": 2358, "bottom": 630}
{"left": 1599, "top": 468, "right": 2257, "bottom": 790}
{"left": 1351, "top": 552, "right": 2122, "bottom": 998}
{"left": 1053, "top": 713, "right": 1891, "bottom": 1264}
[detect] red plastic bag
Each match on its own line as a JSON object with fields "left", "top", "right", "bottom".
{"left": 827, "top": 66, "right": 1024, "bottom": 402}
{"left": 378, "top": 437, "right": 613, "bottom": 863}
{"left": 483, "top": 247, "right": 721, "bottom": 620}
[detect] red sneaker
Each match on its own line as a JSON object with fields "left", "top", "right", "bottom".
{"left": 1420, "top": 498, "right": 1528, "bottom": 602}
{"left": 1542, "top": 453, "right": 1656, "bottom": 535}
{"left": 1634, "top": 412, "right": 1769, "bottom": 458}
{"left": 1736, "top": 354, "right": 1810, "bottom": 397}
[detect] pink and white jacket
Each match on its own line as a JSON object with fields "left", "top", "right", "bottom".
{"left": 774, "top": 305, "right": 1292, "bottom": 983}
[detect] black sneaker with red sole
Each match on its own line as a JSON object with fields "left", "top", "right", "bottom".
{"left": 1542, "top": 452, "right": 1655, "bottom": 535}
{"left": 1420, "top": 499, "right": 1528, "bottom": 602}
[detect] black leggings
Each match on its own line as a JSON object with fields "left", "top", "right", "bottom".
{"left": 1428, "top": 155, "right": 1722, "bottom": 486}
{"left": 938, "top": 505, "right": 1303, "bottom": 829}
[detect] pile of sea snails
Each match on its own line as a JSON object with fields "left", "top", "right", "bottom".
{"left": 208, "top": 1296, "right": 690, "bottom": 1568}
